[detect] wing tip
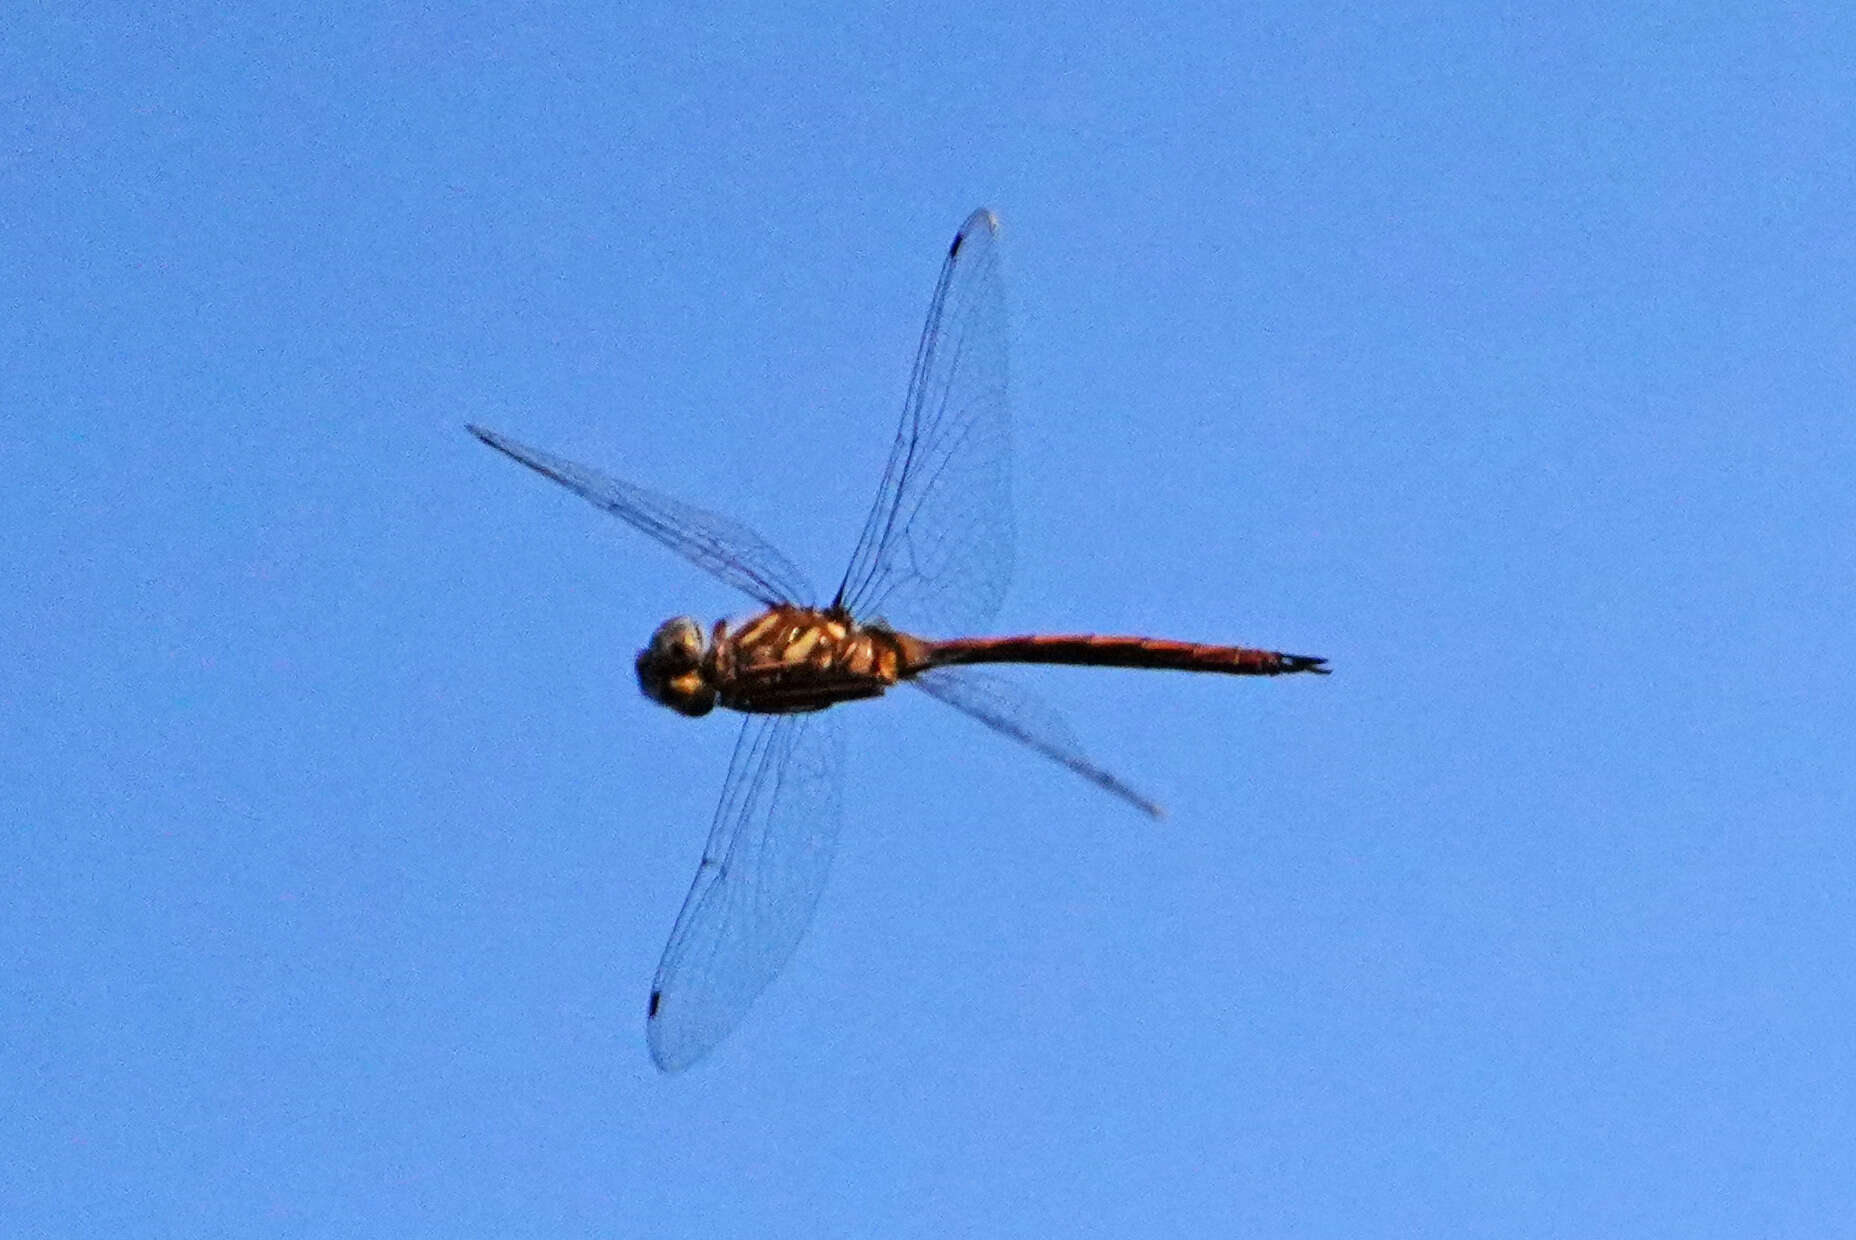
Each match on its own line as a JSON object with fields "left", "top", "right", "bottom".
{"left": 645, "top": 992, "right": 699, "bottom": 1074}
{"left": 952, "top": 207, "right": 1001, "bottom": 255}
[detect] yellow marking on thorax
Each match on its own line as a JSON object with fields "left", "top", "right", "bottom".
{"left": 842, "top": 633, "right": 900, "bottom": 683}
{"left": 785, "top": 628, "right": 821, "bottom": 662}
{"left": 735, "top": 611, "right": 782, "bottom": 645}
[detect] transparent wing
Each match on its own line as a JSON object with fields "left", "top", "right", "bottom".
{"left": 832, "top": 208, "right": 1011, "bottom": 636}
{"left": 646, "top": 710, "right": 846, "bottom": 1072}
{"left": 912, "top": 667, "right": 1163, "bottom": 818}
{"left": 469, "top": 424, "right": 814, "bottom": 607}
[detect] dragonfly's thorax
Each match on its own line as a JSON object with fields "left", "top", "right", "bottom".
{"left": 687, "top": 605, "right": 911, "bottom": 715}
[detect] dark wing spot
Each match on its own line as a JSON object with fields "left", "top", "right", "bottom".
{"left": 949, "top": 232, "right": 964, "bottom": 257}
{"left": 647, "top": 990, "right": 662, "bottom": 1018}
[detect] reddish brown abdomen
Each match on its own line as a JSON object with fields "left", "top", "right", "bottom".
{"left": 908, "top": 633, "right": 1328, "bottom": 677}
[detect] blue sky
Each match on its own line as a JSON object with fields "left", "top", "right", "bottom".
{"left": 5, "top": 4, "right": 1853, "bottom": 1235}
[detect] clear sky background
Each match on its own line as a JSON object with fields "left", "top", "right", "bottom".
{"left": 5, "top": 5, "right": 1853, "bottom": 1236}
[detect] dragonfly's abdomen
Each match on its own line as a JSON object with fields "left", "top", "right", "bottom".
{"left": 709, "top": 607, "right": 906, "bottom": 713}
{"left": 910, "top": 633, "right": 1329, "bottom": 677}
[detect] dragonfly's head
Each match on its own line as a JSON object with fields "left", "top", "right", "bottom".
{"left": 636, "top": 616, "right": 715, "bottom": 717}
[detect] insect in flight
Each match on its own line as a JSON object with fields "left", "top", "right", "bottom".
{"left": 470, "top": 208, "right": 1327, "bottom": 1071}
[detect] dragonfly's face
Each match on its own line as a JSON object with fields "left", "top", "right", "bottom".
{"left": 636, "top": 616, "right": 715, "bottom": 717}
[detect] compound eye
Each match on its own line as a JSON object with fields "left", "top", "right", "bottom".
{"left": 649, "top": 616, "right": 704, "bottom": 672}
{"left": 636, "top": 617, "right": 715, "bottom": 717}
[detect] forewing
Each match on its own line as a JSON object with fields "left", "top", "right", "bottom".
{"left": 470, "top": 424, "right": 814, "bottom": 606}
{"left": 833, "top": 209, "right": 1011, "bottom": 635}
{"left": 912, "top": 667, "right": 1163, "bottom": 818}
{"left": 646, "top": 710, "right": 846, "bottom": 1072}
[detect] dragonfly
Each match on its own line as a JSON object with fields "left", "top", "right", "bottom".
{"left": 470, "top": 208, "right": 1327, "bottom": 1072}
